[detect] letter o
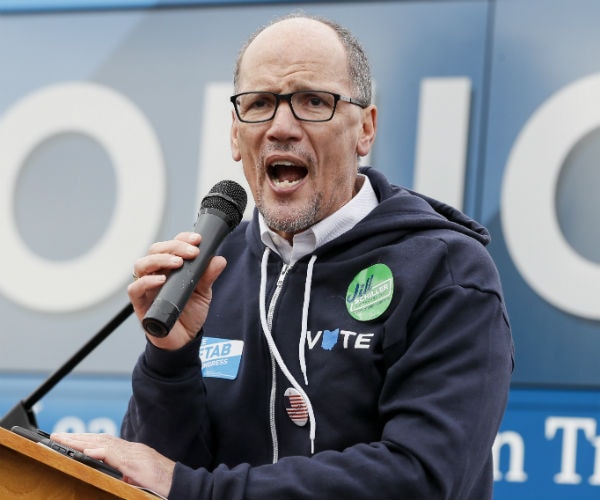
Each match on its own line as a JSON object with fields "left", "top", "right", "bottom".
{"left": 0, "top": 82, "right": 166, "bottom": 312}
{"left": 501, "top": 74, "right": 600, "bottom": 319}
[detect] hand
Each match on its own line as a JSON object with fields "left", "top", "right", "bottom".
{"left": 128, "top": 231, "right": 227, "bottom": 350}
{"left": 51, "top": 432, "right": 175, "bottom": 498}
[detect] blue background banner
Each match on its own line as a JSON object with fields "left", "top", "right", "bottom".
{"left": 1, "top": 1, "right": 599, "bottom": 498}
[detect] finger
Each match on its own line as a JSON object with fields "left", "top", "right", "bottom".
{"left": 147, "top": 232, "right": 201, "bottom": 259}
{"left": 81, "top": 446, "right": 108, "bottom": 461}
{"left": 132, "top": 237, "right": 199, "bottom": 280}
{"left": 147, "top": 235, "right": 200, "bottom": 257}
{"left": 173, "top": 231, "right": 201, "bottom": 243}
{"left": 127, "top": 274, "right": 167, "bottom": 311}
{"left": 197, "top": 255, "right": 227, "bottom": 290}
{"left": 131, "top": 231, "right": 201, "bottom": 280}
{"left": 132, "top": 254, "right": 184, "bottom": 282}
{"left": 128, "top": 254, "right": 185, "bottom": 314}
{"left": 51, "top": 432, "right": 110, "bottom": 451}
{"left": 184, "top": 255, "right": 227, "bottom": 308}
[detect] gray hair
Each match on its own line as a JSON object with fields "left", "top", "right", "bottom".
{"left": 233, "top": 12, "right": 373, "bottom": 105}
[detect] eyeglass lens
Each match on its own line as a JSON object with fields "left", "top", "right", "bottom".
{"left": 235, "top": 91, "right": 337, "bottom": 122}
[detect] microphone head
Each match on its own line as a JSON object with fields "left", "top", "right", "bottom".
{"left": 201, "top": 180, "right": 248, "bottom": 228}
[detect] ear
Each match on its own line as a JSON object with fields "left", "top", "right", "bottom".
{"left": 356, "top": 105, "right": 377, "bottom": 157}
{"left": 230, "top": 109, "right": 242, "bottom": 161}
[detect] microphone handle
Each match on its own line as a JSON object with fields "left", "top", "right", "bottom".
{"left": 142, "top": 212, "right": 231, "bottom": 337}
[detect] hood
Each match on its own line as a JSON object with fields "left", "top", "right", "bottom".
{"left": 355, "top": 166, "right": 490, "bottom": 246}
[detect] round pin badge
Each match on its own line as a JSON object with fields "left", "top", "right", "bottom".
{"left": 345, "top": 263, "right": 394, "bottom": 321}
{"left": 284, "top": 387, "right": 308, "bottom": 427}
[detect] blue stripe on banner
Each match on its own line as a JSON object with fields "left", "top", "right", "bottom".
{"left": 0, "top": 0, "right": 322, "bottom": 14}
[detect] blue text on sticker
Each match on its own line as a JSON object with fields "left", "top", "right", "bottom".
{"left": 199, "top": 337, "right": 244, "bottom": 380}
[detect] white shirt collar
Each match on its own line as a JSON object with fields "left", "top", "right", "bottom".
{"left": 259, "top": 174, "right": 378, "bottom": 265}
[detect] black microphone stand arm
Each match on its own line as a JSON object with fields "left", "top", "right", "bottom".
{"left": 0, "top": 303, "right": 134, "bottom": 430}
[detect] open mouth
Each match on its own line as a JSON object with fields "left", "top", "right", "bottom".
{"left": 268, "top": 161, "right": 308, "bottom": 188}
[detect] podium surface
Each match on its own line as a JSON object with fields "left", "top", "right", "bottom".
{"left": 0, "top": 426, "right": 158, "bottom": 499}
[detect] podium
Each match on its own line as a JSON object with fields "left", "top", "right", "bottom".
{"left": 0, "top": 426, "right": 158, "bottom": 499}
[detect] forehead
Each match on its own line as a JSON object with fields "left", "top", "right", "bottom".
{"left": 238, "top": 18, "right": 350, "bottom": 90}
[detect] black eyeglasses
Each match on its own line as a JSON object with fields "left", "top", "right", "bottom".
{"left": 230, "top": 90, "right": 368, "bottom": 123}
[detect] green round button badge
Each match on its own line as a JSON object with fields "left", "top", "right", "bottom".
{"left": 345, "top": 263, "right": 394, "bottom": 321}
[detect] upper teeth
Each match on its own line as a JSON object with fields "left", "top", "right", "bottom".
{"left": 272, "top": 160, "right": 297, "bottom": 167}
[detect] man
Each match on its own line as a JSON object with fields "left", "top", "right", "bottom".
{"left": 53, "top": 13, "right": 514, "bottom": 500}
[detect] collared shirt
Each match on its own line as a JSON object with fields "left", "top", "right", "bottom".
{"left": 259, "top": 174, "right": 379, "bottom": 265}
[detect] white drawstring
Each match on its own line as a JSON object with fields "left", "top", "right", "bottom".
{"left": 299, "top": 255, "right": 317, "bottom": 386}
{"left": 259, "top": 248, "right": 317, "bottom": 454}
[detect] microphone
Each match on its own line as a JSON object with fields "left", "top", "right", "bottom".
{"left": 142, "top": 180, "right": 247, "bottom": 338}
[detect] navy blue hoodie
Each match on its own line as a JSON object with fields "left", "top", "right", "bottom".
{"left": 122, "top": 167, "right": 514, "bottom": 499}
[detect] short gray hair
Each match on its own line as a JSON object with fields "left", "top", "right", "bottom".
{"left": 233, "top": 12, "right": 373, "bottom": 105}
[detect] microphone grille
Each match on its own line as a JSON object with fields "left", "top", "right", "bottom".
{"left": 201, "top": 180, "right": 248, "bottom": 228}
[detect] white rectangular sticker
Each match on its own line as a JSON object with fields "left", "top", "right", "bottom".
{"left": 199, "top": 337, "right": 244, "bottom": 380}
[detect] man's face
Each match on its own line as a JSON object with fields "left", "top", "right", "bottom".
{"left": 230, "top": 18, "right": 376, "bottom": 241}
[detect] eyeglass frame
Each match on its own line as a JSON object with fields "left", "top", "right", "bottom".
{"left": 229, "top": 90, "right": 369, "bottom": 123}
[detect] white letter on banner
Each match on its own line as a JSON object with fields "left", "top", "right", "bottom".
{"left": 196, "top": 82, "right": 253, "bottom": 219}
{"left": 493, "top": 431, "right": 528, "bottom": 482}
{"left": 501, "top": 74, "right": 600, "bottom": 319}
{"left": 0, "top": 82, "right": 166, "bottom": 312}
{"left": 414, "top": 77, "right": 471, "bottom": 210}
{"left": 590, "top": 434, "right": 600, "bottom": 485}
{"left": 546, "top": 416, "right": 597, "bottom": 484}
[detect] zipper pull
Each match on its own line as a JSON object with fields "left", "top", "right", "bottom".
{"left": 276, "top": 263, "right": 290, "bottom": 286}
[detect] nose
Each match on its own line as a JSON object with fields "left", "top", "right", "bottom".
{"left": 266, "top": 99, "right": 302, "bottom": 140}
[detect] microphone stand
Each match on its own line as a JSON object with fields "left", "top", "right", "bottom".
{"left": 0, "top": 303, "right": 134, "bottom": 430}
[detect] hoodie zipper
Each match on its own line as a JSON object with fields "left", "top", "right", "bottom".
{"left": 267, "top": 263, "right": 291, "bottom": 327}
{"left": 267, "top": 263, "right": 291, "bottom": 463}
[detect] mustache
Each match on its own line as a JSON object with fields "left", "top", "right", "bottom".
{"left": 258, "top": 143, "right": 315, "bottom": 168}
